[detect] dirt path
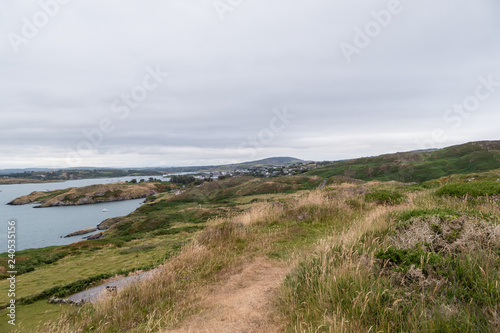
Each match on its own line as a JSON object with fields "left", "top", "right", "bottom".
{"left": 164, "top": 201, "right": 414, "bottom": 333}
{"left": 165, "top": 257, "right": 288, "bottom": 333}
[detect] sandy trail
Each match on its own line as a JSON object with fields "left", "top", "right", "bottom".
{"left": 164, "top": 202, "right": 412, "bottom": 333}
{"left": 165, "top": 257, "right": 288, "bottom": 333}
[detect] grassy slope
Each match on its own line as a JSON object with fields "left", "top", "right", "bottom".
{"left": 41, "top": 174, "right": 500, "bottom": 332}
{"left": 0, "top": 235, "right": 187, "bottom": 304}
{"left": 281, "top": 188, "right": 500, "bottom": 332}
{"left": 0, "top": 301, "right": 63, "bottom": 333}
{"left": 41, "top": 187, "right": 368, "bottom": 332}
{"left": 308, "top": 140, "right": 500, "bottom": 182}
{"left": 5, "top": 170, "right": 500, "bottom": 332}
{"left": 0, "top": 175, "right": 322, "bottom": 331}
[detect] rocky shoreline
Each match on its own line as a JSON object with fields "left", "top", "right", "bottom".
{"left": 7, "top": 182, "right": 159, "bottom": 208}
{"left": 64, "top": 228, "right": 97, "bottom": 238}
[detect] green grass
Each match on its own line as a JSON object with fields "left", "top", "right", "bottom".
{"left": 280, "top": 191, "right": 500, "bottom": 332}
{"left": 0, "top": 247, "right": 70, "bottom": 279}
{"left": 9, "top": 172, "right": 500, "bottom": 332}
{"left": 284, "top": 245, "right": 500, "bottom": 332}
{"left": 395, "top": 208, "right": 461, "bottom": 222}
{"left": 39, "top": 185, "right": 367, "bottom": 332}
{"left": 307, "top": 141, "right": 500, "bottom": 182}
{"left": 36, "top": 189, "right": 71, "bottom": 202}
{"left": 92, "top": 189, "right": 123, "bottom": 200}
{"left": 0, "top": 235, "right": 188, "bottom": 305}
{"left": 436, "top": 181, "right": 500, "bottom": 198}
{"left": 0, "top": 301, "right": 64, "bottom": 333}
{"left": 374, "top": 246, "right": 442, "bottom": 271}
{"left": 365, "top": 190, "right": 407, "bottom": 205}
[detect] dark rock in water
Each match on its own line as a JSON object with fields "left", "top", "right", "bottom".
{"left": 64, "top": 228, "right": 97, "bottom": 238}
{"left": 84, "top": 232, "right": 106, "bottom": 240}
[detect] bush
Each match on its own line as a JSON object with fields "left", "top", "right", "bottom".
{"left": 396, "top": 208, "right": 460, "bottom": 222}
{"left": 170, "top": 175, "right": 196, "bottom": 185}
{"left": 375, "top": 246, "right": 441, "bottom": 272}
{"left": 365, "top": 190, "right": 407, "bottom": 205}
{"left": 0, "top": 250, "right": 70, "bottom": 278}
{"left": 436, "top": 181, "right": 500, "bottom": 198}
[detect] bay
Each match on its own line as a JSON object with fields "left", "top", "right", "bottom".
{"left": 0, "top": 176, "right": 161, "bottom": 251}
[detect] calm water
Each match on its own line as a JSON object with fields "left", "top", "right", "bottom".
{"left": 0, "top": 176, "right": 160, "bottom": 251}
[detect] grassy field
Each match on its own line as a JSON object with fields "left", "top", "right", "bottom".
{"left": 1, "top": 175, "right": 325, "bottom": 331}
{"left": 4, "top": 172, "right": 500, "bottom": 332}
{"left": 281, "top": 190, "right": 500, "bottom": 332}
{"left": 0, "top": 301, "right": 63, "bottom": 333}
{"left": 307, "top": 141, "right": 500, "bottom": 182}
{"left": 0, "top": 235, "right": 189, "bottom": 305}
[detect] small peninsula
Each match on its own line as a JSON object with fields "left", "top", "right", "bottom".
{"left": 7, "top": 182, "right": 167, "bottom": 208}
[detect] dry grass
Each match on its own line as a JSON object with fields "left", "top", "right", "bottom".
{"left": 39, "top": 186, "right": 373, "bottom": 333}
{"left": 392, "top": 215, "right": 500, "bottom": 253}
{"left": 231, "top": 202, "right": 284, "bottom": 226}
{"left": 281, "top": 189, "right": 500, "bottom": 333}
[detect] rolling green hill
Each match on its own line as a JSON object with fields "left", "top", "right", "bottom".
{"left": 227, "top": 156, "right": 303, "bottom": 168}
{"left": 157, "top": 156, "right": 303, "bottom": 173}
{"left": 308, "top": 140, "right": 500, "bottom": 182}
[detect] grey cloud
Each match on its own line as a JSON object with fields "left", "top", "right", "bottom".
{"left": 0, "top": 0, "right": 498, "bottom": 168}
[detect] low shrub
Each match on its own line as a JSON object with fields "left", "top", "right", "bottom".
{"left": 365, "top": 190, "right": 407, "bottom": 205}
{"left": 436, "top": 181, "right": 500, "bottom": 198}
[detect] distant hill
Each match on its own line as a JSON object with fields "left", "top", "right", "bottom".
{"left": 0, "top": 168, "right": 54, "bottom": 175}
{"left": 155, "top": 157, "right": 303, "bottom": 173}
{"left": 0, "top": 157, "right": 304, "bottom": 177}
{"left": 307, "top": 140, "right": 500, "bottom": 183}
{"left": 226, "top": 157, "right": 303, "bottom": 168}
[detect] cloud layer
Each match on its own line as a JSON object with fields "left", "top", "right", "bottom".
{"left": 1, "top": 0, "right": 499, "bottom": 168}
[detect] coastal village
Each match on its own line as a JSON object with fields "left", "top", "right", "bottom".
{"left": 1, "top": 160, "right": 324, "bottom": 184}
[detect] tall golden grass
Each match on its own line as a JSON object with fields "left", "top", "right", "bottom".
{"left": 39, "top": 188, "right": 367, "bottom": 333}
{"left": 280, "top": 190, "right": 500, "bottom": 332}
{"left": 39, "top": 185, "right": 500, "bottom": 333}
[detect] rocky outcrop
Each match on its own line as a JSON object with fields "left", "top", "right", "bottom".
{"left": 97, "top": 216, "right": 124, "bottom": 230}
{"left": 8, "top": 191, "right": 46, "bottom": 205}
{"left": 83, "top": 232, "right": 106, "bottom": 240}
{"left": 8, "top": 182, "right": 159, "bottom": 208}
{"left": 64, "top": 228, "right": 97, "bottom": 238}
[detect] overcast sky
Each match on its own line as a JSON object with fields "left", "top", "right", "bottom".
{"left": 0, "top": 0, "right": 499, "bottom": 169}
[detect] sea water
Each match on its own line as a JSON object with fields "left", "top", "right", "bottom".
{"left": 0, "top": 176, "right": 158, "bottom": 251}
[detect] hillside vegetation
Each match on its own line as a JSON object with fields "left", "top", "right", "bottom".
{"left": 308, "top": 141, "right": 500, "bottom": 182}
{"left": 31, "top": 173, "right": 500, "bottom": 333}
{"left": 2, "top": 142, "right": 500, "bottom": 332}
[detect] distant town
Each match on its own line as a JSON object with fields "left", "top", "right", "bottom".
{"left": 219, "top": 161, "right": 322, "bottom": 178}
{"left": 0, "top": 159, "right": 330, "bottom": 184}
